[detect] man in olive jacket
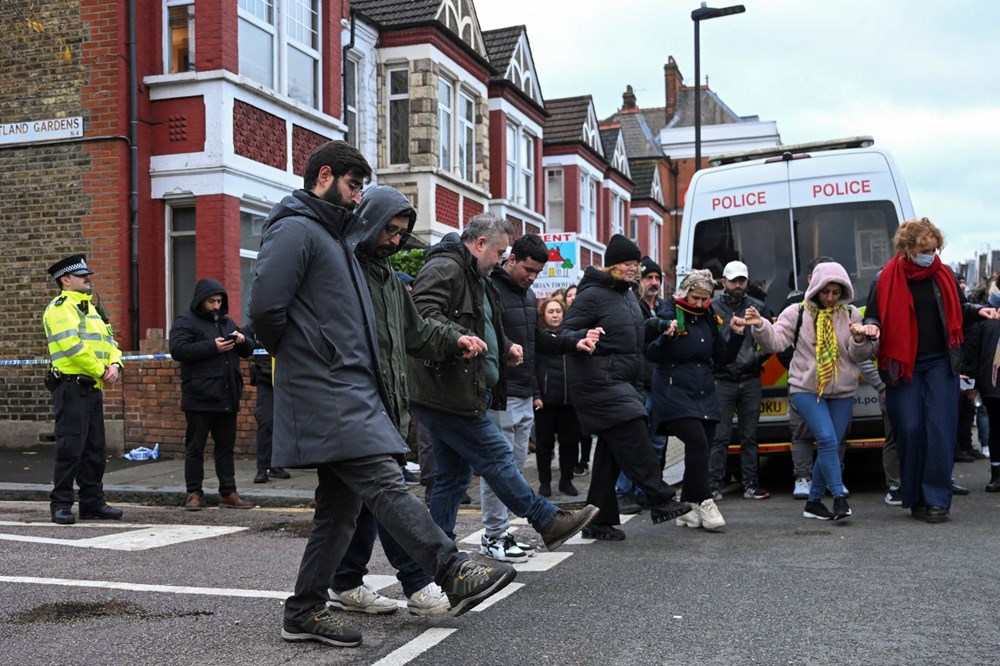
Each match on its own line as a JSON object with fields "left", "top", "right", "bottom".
{"left": 409, "top": 214, "right": 598, "bottom": 552}
{"left": 328, "top": 184, "right": 488, "bottom": 617}
{"left": 248, "top": 142, "right": 516, "bottom": 648}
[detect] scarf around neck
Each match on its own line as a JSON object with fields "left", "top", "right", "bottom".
{"left": 673, "top": 298, "right": 711, "bottom": 336}
{"left": 876, "top": 254, "right": 963, "bottom": 381}
{"left": 806, "top": 302, "right": 843, "bottom": 398}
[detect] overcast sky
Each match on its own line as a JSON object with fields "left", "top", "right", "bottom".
{"left": 475, "top": 0, "right": 1000, "bottom": 269}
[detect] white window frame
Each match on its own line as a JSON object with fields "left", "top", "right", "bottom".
{"left": 458, "top": 92, "right": 476, "bottom": 183}
{"left": 650, "top": 220, "right": 662, "bottom": 263}
{"left": 579, "top": 174, "right": 598, "bottom": 239}
{"left": 438, "top": 79, "right": 453, "bottom": 171}
{"left": 546, "top": 168, "right": 564, "bottom": 232}
{"left": 387, "top": 66, "right": 410, "bottom": 165}
{"left": 437, "top": 75, "right": 477, "bottom": 183}
{"left": 344, "top": 55, "right": 359, "bottom": 147}
{"left": 628, "top": 213, "right": 639, "bottom": 242}
{"left": 505, "top": 122, "right": 534, "bottom": 208}
{"left": 163, "top": 0, "right": 195, "bottom": 74}
{"left": 239, "top": 206, "right": 268, "bottom": 322}
{"left": 611, "top": 192, "right": 625, "bottom": 237}
{"left": 165, "top": 202, "right": 196, "bottom": 327}
{"left": 237, "top": 0, "right": 322, "bottom": 109}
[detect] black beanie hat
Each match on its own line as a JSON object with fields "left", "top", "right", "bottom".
{"left": 604, "top": 234, "right": 641, "bottom": 267}
{"left": 640, "top": 255, "right": 662, "bottom": 278}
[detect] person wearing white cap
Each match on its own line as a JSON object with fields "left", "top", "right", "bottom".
{"left": 708, "top": 260, "right": 772, "bottom": 500}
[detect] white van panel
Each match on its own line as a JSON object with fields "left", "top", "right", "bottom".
{"left": 687, "top": 161, "right": 789, "bottom": 221}
{"left": 787, "top": 151, "right": 907, "bottom": 216}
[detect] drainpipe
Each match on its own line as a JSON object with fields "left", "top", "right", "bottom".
{"left": 342, "top": 9, "right": 356, "bottom": 127}
{"left": 127, "top": 0, "right": 140, "bottom": 347}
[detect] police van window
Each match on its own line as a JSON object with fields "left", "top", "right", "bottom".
{"left": 792, "top": 201, "right": 897, "bottom": 305}
{"left": 691, "top": 208, "right": 794, "bottom": 316}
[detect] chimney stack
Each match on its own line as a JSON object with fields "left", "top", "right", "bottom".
{"left": 664, "top": 56, "right": 684, "bottom": 122}
{"left": 621, "top": 85, "right": 637, "bottom": 110}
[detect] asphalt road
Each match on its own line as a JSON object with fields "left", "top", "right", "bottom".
{"left": 1, "top": 458, "right": 998, "bottom": 666}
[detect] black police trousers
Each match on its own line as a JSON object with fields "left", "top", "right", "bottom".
{"left": 50, "top": 380, "right": 108, "bottom": 511}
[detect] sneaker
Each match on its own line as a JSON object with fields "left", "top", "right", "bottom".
{"left": 710, "top": 488, "right": 724, "bottom": 502}
{"left": 650, "top": 497, "right": 693, "bottom": 524}
{"left": 617, "top": 494, "right": 642, "bottom": 515}
{"left": 281, "top": 605, "right": 362, "bottom": 647}
{"left": 792, "top": 477, "right": 810, "bottom": 500}
{"left": 480, "top": 533, "right": 528, "bottom": 563}
{"left": 832, "top": 496, "right": 852, "bottom": 521}
{"left": 327, "top": 584, "right": 398, "bottom": 615}
{"left": 574, "top": 463, "right": 589, "bottom": 476}
{"left": 743, "top": 484, "right": 771, "bottom": 500}
{"left": 501, "top": 531, "right": 534, "bottom": 555}
{"left": 539, "top": 505, "right": 599, "bottom": 550}
{"left": 803, "top": 500, "right": 834, "bottom": 520}
{"left": 581, "top": 524, "right": 626, "bottom": 541}
{"left": 401, "top": 468, "right": 420, "bottom": 485}
{"left": 696, "top": 498, "right": 726, "bottom": 532}
{"left": 406, "top": 583, "right": 450, "bottom": 617}
{"left": 676, "top": 509, "right": 701, "bottom": 529}
{"left": 884, "top": 485, "right": 902, "bottom": 506}
{"left": 825, "top": 485, "right": 850, "bottom": 498}
{"left": 441, "top": 559, "right": 517, "bottom": 617}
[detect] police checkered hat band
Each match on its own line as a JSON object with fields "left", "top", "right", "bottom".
{"left": 48, "top": 254, "right": 94, "bottom": 279}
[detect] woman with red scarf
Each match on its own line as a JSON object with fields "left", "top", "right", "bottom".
{"left": 863, "top": 218, "right": 999, "bottom": 523}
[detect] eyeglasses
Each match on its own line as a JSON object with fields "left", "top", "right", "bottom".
{"left": 331, "top": 171, "right": 364, "bottom": 197}
{"left": 384, "top": 224, "right": 412, "bottom": 244}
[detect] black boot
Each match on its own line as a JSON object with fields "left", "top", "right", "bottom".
{"left": 558, "top": 478, "right": 579, "bottom": 496}
{"left": 650, "top": 498, "right": 692, "bottom": 524}
{"left": 987, "top": 466, "right": 1000, "bottom": 493}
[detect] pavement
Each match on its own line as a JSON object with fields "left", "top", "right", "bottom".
{"left": 0, "top": 438, "right": 690, "bottom": 510}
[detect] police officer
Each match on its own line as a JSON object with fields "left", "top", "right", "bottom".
{"left": 43, "top": 254, "right": 124, "bottom": 525}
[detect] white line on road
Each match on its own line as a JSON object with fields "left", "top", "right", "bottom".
{"left": 470, "top": 581, "right": 523, "bottom": 612}
{"left": 0, "top": 525, "right": 247, "bottom": 550}
{"left": 371, "top": 628, "right": 458, "bottom": 666}
{"left": 0, "top": 575, "right": 289, "bottom": 599}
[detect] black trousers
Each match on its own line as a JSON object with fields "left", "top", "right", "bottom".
{"left": 957, "top": 392, "right": 977, "bottom": 453}
{"left": 184, "top": 411, "right": 238, "bottom": 495}
{"left": 665, "top": 418, "right": 715, "bottom": 504}
{"left": 50, "top": 381, "right": 107, "bottom": 511}
{"left": 586, "top": 417, "right": 676, "bottom": 526}
{"left": 255, "top": 380, "right": 274, "bottom": 471}
{"left": 534, "top": 403, "right": 580, "bottom": 484}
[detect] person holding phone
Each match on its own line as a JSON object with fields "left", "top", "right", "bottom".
{"left": 169, "top": 278, "right": 256, "bottom": 510}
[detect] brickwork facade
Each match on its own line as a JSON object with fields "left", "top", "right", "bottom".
{"left": 233, "top": 100, "right": 287, "bottom": 170}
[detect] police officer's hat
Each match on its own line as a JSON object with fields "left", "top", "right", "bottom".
{"left": 48, "top": 254, "right": 94, "bottom": 280}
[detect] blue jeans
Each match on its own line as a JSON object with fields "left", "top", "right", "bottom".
{"left": 413, "top": 394, "right": 558, "bottom": 540}
{"left": 789, "top": 392, "right": 854, "bottom": 502}
{"left": 616, "top": 390, "right": 666, "bottom": 498}
{"left": 885, "top": 352, "right": 958, "bottom": 509}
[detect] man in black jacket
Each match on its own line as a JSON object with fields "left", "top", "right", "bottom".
{"left": 708, "top": 261, "right": 772, "bottom": 500}
{"left": 169, "top": 279, "right": 256, "bottom": 510}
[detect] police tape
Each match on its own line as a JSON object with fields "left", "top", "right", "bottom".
{"left": 0, "top": 349, "right": 269, "bottom": 366}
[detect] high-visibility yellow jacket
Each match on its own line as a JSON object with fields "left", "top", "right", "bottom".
{"left": 42, "top": 291, "right": 123, "bottom": 390}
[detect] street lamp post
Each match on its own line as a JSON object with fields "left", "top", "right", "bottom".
{"left": 691, "top": 3, "right": 745, "bottom": 172}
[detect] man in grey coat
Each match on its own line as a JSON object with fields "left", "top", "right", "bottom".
{"left": 248, "top": 141, "right": 515, "bottom": 649}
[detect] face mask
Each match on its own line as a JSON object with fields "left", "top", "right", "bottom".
{"left": 989, "top": 292, "right": 1000, "bottom": 309}
{"left": 909, "top": 253, "right": 935, "bottom": 268}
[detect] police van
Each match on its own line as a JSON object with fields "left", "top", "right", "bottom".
{"left": 676, "top": 136, "right": 915, "bottom": 452}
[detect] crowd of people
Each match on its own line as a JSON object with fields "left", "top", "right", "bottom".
{"left": 42, "top": 140, "right": 1000, "bottom": 650}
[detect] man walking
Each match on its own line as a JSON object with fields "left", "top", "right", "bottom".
{"left": 709, "top": 261, "right": 771, "bottom": 500}
{"left": 408, "top": 214, "right": 598, "bottom": 551}
{"left": 169, "top": 279, "right": 256, "bottom": 510}
{"left": 43, "top": 254, "right": 124, "bottom": 525}
{"left": 248, "top": 141, "right": 517, "bottom": 649}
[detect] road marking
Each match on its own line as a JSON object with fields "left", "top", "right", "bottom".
{"left": 371, "top": 628, "right": 458, "bottom": 666}
{"left": 0, "top": 523, "right": 247, "bottom": 551}
{"left": 470, "top": 581, "right": 523, "bottom": 612}
{"left": 0, "top": 576, "right": 288, "bottom": 599}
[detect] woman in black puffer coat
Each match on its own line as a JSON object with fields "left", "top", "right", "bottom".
{"left": 963, "top": 284, "right": 1000, "bottom": 491}
{"left": 561, "top": 235, "right": 691, "bottom": 540}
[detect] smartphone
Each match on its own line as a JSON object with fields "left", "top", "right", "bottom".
{"left": 224, "top": 332, "right": 239, "bottom": 342}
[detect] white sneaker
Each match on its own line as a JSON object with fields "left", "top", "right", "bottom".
{"left": 407, "top": 582, "right": 450, "bottom": 617}
{"left": 696, "top": 498, "right": 726, "bottom": 532}
{"left": 676, "top": 509, "right": 702, "bottom": 528}
{"left": 327, "top": 584, "right": 398, "bottom": 615}
{"left": 480, "top": 533, "right": 528, "bottom": 563}
{"left": 501, "top": 531, "right": 534, "bottom": 556}
{"left": 792, "top": 477, "right": 810, "bottom": 500}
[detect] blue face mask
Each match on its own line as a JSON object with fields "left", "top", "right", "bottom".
{"left": 909, "top": 253, "right": 935, "bottom": 268}
{"left": 989, "top": 292, "right": 1000, "bottom": 309}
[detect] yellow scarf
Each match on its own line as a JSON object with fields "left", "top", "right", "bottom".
{"left": 807, "top": 303, "right": 843, "bottom": 398}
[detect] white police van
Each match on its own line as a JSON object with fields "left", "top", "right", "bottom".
{"left": 676, "top": 136, "right": 915, "bottom": 452}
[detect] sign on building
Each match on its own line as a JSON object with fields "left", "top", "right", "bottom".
{"left": 0, "top": 117, "right": 84, "bottom": 146}
{"left": 533, "top": 232, "right": 580, "bottom": 298}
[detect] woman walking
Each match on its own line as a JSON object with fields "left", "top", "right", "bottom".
{"left": 742, "top": 261, "right": 876, "bottom": 521}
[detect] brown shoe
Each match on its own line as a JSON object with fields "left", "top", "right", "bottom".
{"left": 219, "top": 492, "right": 253, "bottom": 509}
{"left": 539, "top": 504, "right": 599, "bottom": 551}
{"left": 184, "top": 491, "right": 203, "bottom": 511}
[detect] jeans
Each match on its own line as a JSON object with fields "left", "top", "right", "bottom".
{"left": 483, "top": 396, "right": 534, "bottom": 538}
{"left": 709, "top": 377, "right": 762, "bottom": 489}
{"left": 789, "top": 393, "right": 854, "bottom": 502}
{"left": 284, "top": 455, "right": 463, "bottom": 622}
{"left": 616, "top": 390, "right": 666, "bottom": 498}
{"left": 885, "top": 352, "right": 958, "bottom": 509}
{"left": 413, "top": 394, "right": 558, "bottom": 541}
{"left": 881, "top": 410, "right": 899, "bottom": 487}
{"left": 183, "top": 411, "right": 237, "bottom": 496}
{"left": 788, "top": 399, "right": 847, "bottom": 480}
{"left": 331, "top": 504, "right": 431, "bottom": 598}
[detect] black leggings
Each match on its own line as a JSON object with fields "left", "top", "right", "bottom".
{"left": 664, "top": 418, "right": 715, "bottom": 504}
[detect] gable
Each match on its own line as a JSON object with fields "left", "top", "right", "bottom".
{"left": 582, "top": 103, "right": 604, "bottom": 157}
{"left": 505, "top": 30, "right": 543, "bottom": 106}
{"left": 611, "top": 131, "right": 630, "bottom": 179}
{"left": 435, "top": 0, "right": 487, "bottom": 59}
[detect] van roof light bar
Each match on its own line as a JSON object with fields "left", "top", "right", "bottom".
{"left": 710, "top": 136, "right": 876, "bottom": 166}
